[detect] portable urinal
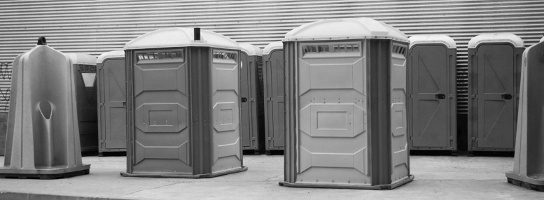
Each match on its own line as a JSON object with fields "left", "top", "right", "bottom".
{"left": 0, "top": 37, "right": 91, "bottom": 179}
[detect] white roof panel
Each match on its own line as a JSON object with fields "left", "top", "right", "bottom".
{"left": 262, "top": 41, "right": 283, "bottom": 55}
{"left": 96, "top": 50, "right": 124, "bottom": 64}
{"left": 409, "top": 35, "right": 456, "bottom": 48}
{"left": 284, "top": 17, "right": 408, "bottom": 42}
{"left": 125, "top": 28, "right": 240, "bottom": 50}
{"left": 239, "top": 43, "right": 262, "bottom": 56}
{"left": 468, "top": 33, "right": 524, "bottom": 48}
{"left": 65, "top": 53, "right": 97, "bottom": 65}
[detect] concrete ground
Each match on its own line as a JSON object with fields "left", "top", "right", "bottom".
{"left": 0, "top": 155, "right": 543, "bottom": 200}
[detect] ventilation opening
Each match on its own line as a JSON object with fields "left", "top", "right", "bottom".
{"left": 137, "top": 50, "right": 184, "bottom": 62}
{"left": 392, "top": 44, "right": 407, "bottom": 55}
{"left": 213, "top": 51, "right": 237, "bottom": 61}
{"left": 302, "top": 43, "right": 361, "bottom": 55}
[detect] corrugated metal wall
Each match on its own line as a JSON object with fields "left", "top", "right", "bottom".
{"left": 1, "top": 0, "right": 544, "bottom": 113}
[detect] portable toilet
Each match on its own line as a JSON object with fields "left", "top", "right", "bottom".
{"left": 281, "top": 18, "right": 413, "bottom": 189}
{"left": 239, "top": 43, "right": 264, "bottom": 153}
{"left": 69, "top": 53, "right": 99, "bottom": 154}
{"left": 408, "top": 35, "right": 457, "bottom": 152}
{"left": 121, "top": 28, "right": 247, "bottom": 178}
{"left": 0, "top": 39, "right": 90, "bottom": 178}
{"left": 96, "top": 50, "right": 126, "bottom": 155}
{"left": 468, "top": 33, "right": 524, "bottom": 153}
{"left": 262, "top": 41, "right": 284, "bottom": 154}
{"left": 505, "top": 40, "right": 544, "bottom": 191}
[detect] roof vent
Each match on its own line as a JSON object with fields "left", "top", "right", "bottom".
{"left": 194, "top": 28, "right": 201, "bottom": 41}
{"left": 37, "top": 36, "right": 47, "bottom": 45}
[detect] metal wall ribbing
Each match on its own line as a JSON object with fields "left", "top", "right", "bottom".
{"left": 0, "top": 0, "right": 544, "bottom": 112}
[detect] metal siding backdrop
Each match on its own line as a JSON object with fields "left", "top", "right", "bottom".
{"left": 0, "top": 0, "right": 544, "bottom": 112}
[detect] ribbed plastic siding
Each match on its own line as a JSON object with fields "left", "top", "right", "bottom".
{"left": 0, "top": 0, "right": 544, "bottom": 113}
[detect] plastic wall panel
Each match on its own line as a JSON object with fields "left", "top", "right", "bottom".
{"left": 508, "top": 42, "right": 544, "bottom": 179}
{"left": 390, "top": 49, "right": 409, "bottom": 183}
{"left": 97, "top": 57, "right": 126, "bottom": 153}
{"left": 211, "top": 49, "right": 242, "bottom": 172}
{"left": 296, "top": 42, "right": 370, "bottom": 184}
{"left": 129, "top": 48, "right": 191, "bottom": 174}
{"left": 468, "top": 44, "right": 523, "bottom": 152}
{"left": 240, "top": 54, "right": 262, "bottom": 151}
{"left": 263, "top": 50, "right": 285, "bottom": 151}
{"left": 240, "top": 53, "right": 251, "bottom": 149}
{"left": 408, "top": 45, "right": 457, "bottom": 150}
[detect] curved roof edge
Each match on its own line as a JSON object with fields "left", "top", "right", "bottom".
{"left": 409, "top": 35, "right": 456, "bottom": 49}
{"left": 239, "top": 43, "right": 262, "bottom": 56}
{"left": 263, "top": 41, "right": 283, "bottom": 55}
{"left": 97, "top": 50, "right": 125, "bottom": 64}
{"left": 125, "top": 28, "right": 240, "bottom": 50}
{"left": 65, "top": 53, "right": 97, "bottom": 65}
{"left": 18, "top": 45, "right": 96, "bottom": 65}
{"left": 283, "top": 17, "right": 408, "bottom": 42}
{"left": 468, "top": 33, "right": 524, "bottom": 48}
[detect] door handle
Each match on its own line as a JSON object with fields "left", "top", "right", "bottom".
{"left": 241, "top": 97, "right": 248, "bottom": 102}
{"left": 502, "top": 94, "right": 512, "bottom": 100}
{"left": 435, "top": 94, "right": 446, "bottom": 99}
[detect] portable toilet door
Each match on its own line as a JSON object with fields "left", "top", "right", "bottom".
{"left": 408, "top": 35, "right": 457, "bottom": 152}
{"left": 239, "top": 43, "right": 263, "bottom": 153}
{"left": 262, "top": 41, "right": 284, "bottom": 154}
{"left": 122, "top": 28, "right": 246, "bottom": 178}
{"left": 468, "top": 33, "right": 524, "bottom": 152}
{"left": 96, "top": 50, "right": 126, "bottom": 154}
{"left": 281, "top": 18, "right": 413, "bottom": 189}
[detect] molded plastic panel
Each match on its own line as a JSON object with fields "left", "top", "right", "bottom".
{"left": 296, "top": 43, "right": 370, "bottom": 184}
{"left": 239, "top": 52, "right": 262, "bottom": 151}
{"left": 211, "top": 49, "right": 242, "bottom": 172}
{"left": 97, "top": 56, "right": 126, "bottom": 152}
{"left": 390, "top": 52, "right": 409, "bottom": 182}
{"left": 473, "top": 44, "right": 516, "bottom": 150}
{"left": 408, "top": 45, "right": 455, "bottom": 149}
{"left": 130, "top": 48, "right": 191, "bottom": 174}
{"left": 507, "top": 42, "right": 544, "bottom": 183}
{"left": 263, "top": 50, "right": 285, "bottom": 150}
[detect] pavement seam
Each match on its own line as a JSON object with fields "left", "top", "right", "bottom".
{"left": 117, "top": 182, "right": 184, "bottom": 198}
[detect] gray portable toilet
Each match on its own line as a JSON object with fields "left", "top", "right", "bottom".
{"left": 239, "top": 43, "right": 264, "bottom": 153}
{"left": 262, "top": 41, "right": 284, "bottom": 154}
{"left": 96, "top": 50, "right": 126, "bottom": 155}
{"left": 0, "top": 41, "right": 90, "bottom": 178}
{"left": 505, "top": 40, "right": 544, "bottom": 191}
{"left": 121, "top": 28, "right": 247, "bottom": 178}
{"left": 69, "top": 53, "right": 99, "bottom": 154}
{"left": 468, "top": 33, "right": 524, "bottom": 153}
{"left": 281, "top": 18, "right": 413, "bottom": 189}
{"left": 408, "top": 35, "right": 457, "bottom": 152}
